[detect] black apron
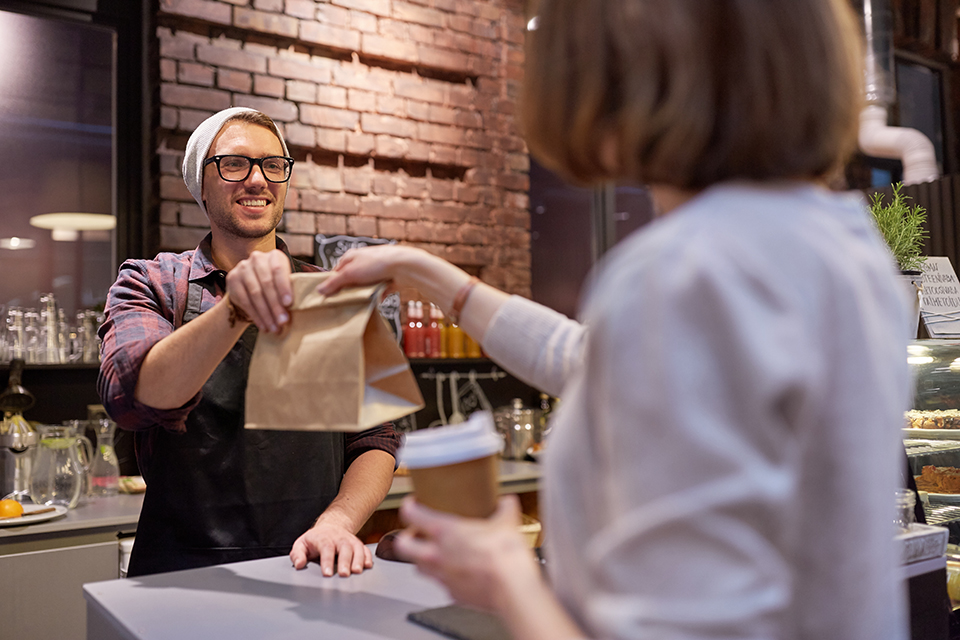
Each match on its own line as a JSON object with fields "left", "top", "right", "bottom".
{"left": 127, "top": 270, "right": 345, "bottom": 577}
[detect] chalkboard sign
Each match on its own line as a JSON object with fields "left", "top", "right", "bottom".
{"left": 315, "top": 234, "right": 402, "bottom": 342}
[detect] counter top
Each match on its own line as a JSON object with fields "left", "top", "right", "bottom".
{"left": 0, "top": 493, "right": 144, "bottom": 542}
{"left": 85, "top": 550, "right": 456, "bottom": 640}
{"left": 382, "top": 458, "right": 540, "bottom": 509}
{"left": 0, "top": 460, "right": 539, "bottom": 543}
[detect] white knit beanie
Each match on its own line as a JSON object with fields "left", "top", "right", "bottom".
{"left": 181, "top": 107, "right": 290, "bottom": 215}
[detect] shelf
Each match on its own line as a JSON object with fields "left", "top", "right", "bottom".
{"left": 408, "top": 357, "right": 492, "bottom": 367}
{"left": 0, "top": 362, "right": 100, "bottom": 371}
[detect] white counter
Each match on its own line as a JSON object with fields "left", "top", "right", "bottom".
{"left": 2, "top": 460, "right": 538, "bottom": 640}
{"left": 85, "top": 550, "right": 455, "bottom": 640}
{"left": 0, "top": 493, "right": 144, "bottom": 547}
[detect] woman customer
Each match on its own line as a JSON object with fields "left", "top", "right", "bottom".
{"left": 315, "top": 1, "right": 912, "bottom": 638}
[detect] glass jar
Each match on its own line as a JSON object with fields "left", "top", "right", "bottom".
{"left": 894, "top": 488, "right": 917, "bottom": 533}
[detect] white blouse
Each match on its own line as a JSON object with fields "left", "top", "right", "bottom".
{"left": 483, "top": 182, "right": 911, "bottom": 640}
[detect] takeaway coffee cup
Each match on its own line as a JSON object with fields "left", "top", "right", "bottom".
{"left": 400, "top": 411, "right": 503, "bottom": 518}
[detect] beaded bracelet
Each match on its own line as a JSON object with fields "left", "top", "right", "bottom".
{"left": 448, "top": 276, "right": 479, "bottom": 325}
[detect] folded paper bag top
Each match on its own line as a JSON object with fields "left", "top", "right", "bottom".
{"left": 245, "top": 272, "right": 424, "bottom": 432}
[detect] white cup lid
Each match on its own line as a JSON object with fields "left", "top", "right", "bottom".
{"left": 400, "top": 411, "right": 503, "bottom": 468}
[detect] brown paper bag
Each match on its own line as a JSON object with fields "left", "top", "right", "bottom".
{"left": 245, "top": 272, "right": 424, "bottom": 432}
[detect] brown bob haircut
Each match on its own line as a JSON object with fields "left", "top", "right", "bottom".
{"left": 521, "top": 0, "right": 865, "bottom": 190}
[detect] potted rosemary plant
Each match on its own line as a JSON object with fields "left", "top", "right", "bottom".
{"left": 868, "top": 183, "right": 927, "bottom": 334}
{"left": 868, "top": 182, "right": 928, "bottom": 273}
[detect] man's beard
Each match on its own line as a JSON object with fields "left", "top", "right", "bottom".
{"left": 206, "top": 203, "right": 283, "bottom": 240}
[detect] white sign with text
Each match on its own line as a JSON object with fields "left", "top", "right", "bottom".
{"left": 920, "top": 257, "right": 960, "bottom": 337}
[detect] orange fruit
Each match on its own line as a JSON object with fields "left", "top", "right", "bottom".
{"left": 0, "top": 499, "right": 24, "bottom": 519}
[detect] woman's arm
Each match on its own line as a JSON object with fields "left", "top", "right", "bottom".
{"left": 318, "top": 245, "right": 508, "bottom": 342}
{"left": 318, "top": 245, "right": 585, "bottom": 396}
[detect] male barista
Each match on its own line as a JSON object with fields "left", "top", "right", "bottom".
{"left": 98, "top": 107, "right": 399, "bottom": 577}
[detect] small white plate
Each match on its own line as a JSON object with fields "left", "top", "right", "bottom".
{"left": 0, "top": 504, "right": 68, "bottom": 527}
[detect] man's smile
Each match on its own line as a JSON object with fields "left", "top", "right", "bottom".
{"left": 237, "top": 197, "right": 269, "bottom": 208}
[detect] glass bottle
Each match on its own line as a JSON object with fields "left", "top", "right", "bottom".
{"left": 404, "top": 300, "right": 419, "bottom": 358}
{"left": 425, "top": 304, "right": 442, "bottom": 358}
{"left": 437, "top": 307, "right": 448, "bottom": 358}
{"left": 894, "top": 488, "right": 916, "bottom": 533}
{"left": 465, "top": 333, "right": 482, "bottom": 358}
{"left": 447, "top": 322, "right": 465, "bottom": 359}
{"left": 414, "top": 301, "right": 426, "bottom": 358}
{"left": 539, "top": 393, "right": 553, "bottom": 436}
{"left": 88, "top": 419, "right": 119, "bottom": 497}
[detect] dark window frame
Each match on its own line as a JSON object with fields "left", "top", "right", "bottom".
{"left": 0, "top": 0, "right": 156, "bottom": 264}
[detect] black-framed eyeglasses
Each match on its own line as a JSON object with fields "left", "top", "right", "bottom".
{"left": 203, "top": 155, "right": 295, "bottom": 183}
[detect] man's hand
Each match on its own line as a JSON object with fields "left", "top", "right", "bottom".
{"left": 290, "top": 519, "right": 373, "bottom": 577}
{"left": 225, "top": 249, "right": 293, "bottom": 333}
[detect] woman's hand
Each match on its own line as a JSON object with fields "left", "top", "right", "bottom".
{"left": 317, "top": 244, "right": 509, "bottom": 348}
{"left": 317, "top": 245, "right": 427, "bottom": 297}
{"left": 394, "top": 495, "right": 541, "bottom": 613}
{"left": 395, "top": 497, "right": 585, "bottom": 640}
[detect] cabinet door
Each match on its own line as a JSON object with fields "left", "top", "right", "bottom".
{"left": 0, "top": 540, "right": 118, "bottom": 640}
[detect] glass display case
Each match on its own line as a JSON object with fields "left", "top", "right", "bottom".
{"left": 905, "top": 340, "right": 960, "bottom": 539}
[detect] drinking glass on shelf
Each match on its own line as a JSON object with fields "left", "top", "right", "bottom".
{"left": 66, "top": 322, "right": 83, "bottom": 363}
{"left": 2, "top": 307, "right": 25, "bottom": 363}
{"left": 38, "top": 294, "right": 62, "bottom": 364}
{"left": 78, "top": 310, "right": 102, "bottom": 363}
{"left": 23, "top": 309, "right": 40, "bottom": 364}
{"left": 56, "top": 307, "right": 69, "bottom": 363}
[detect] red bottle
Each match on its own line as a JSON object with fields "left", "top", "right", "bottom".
{"left": 404, "top": 300, "right": 425, "bottom": 358}
{"left": 425, "top": 303, "right": 442, "bottom": 358}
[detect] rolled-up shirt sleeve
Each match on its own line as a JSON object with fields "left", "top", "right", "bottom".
{"left": 344, "top": 423, "right": 402, "bottom": 468}
{"left": 97, "top": 259, "right": 200, "bottom": 433}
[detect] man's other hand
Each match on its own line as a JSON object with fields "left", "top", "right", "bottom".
{"left": 289, "top": 520, "right": 373, "bottom": 577}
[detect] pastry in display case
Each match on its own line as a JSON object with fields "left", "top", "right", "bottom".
{"left": 905, "top": 340, "right": 960, "bottom": 537}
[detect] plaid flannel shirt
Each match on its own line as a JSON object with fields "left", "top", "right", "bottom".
{"left": 97, "top": 233, "right": 400, "bottom": 472}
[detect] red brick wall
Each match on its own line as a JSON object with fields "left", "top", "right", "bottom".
{"left": 155, "top": 0, "right": 531, "bottom": 296}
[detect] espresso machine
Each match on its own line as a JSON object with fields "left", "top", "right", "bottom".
{"left": 0, "top": 359, "right": 38, "bottom": 503}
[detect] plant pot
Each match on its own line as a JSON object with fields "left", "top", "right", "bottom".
{"left": 899, "top": 270, "right": 923, "bottom": 339}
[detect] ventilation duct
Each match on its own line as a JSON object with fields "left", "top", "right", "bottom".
{"left": 857, "top": 0, "right": 939, "bottom": 185}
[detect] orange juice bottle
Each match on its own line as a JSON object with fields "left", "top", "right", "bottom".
{"left": 435, "top": 305, "right": 448, "bottom": 358}
{"left": 465, "top": 332, "right": 482, "bottom": 358}
{"left": 447, "top": 322, "right": 465, "bottom": 359}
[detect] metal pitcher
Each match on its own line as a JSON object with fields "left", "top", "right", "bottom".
{"left": 493, "top": 398, "right": 541, "bottom": 460}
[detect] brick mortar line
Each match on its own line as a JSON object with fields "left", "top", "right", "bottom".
{"left": 159, "top": 13, "right": 485, "bottom": 87}
{"left": 156, "top": 125, "right": 500, "bottom": 179}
